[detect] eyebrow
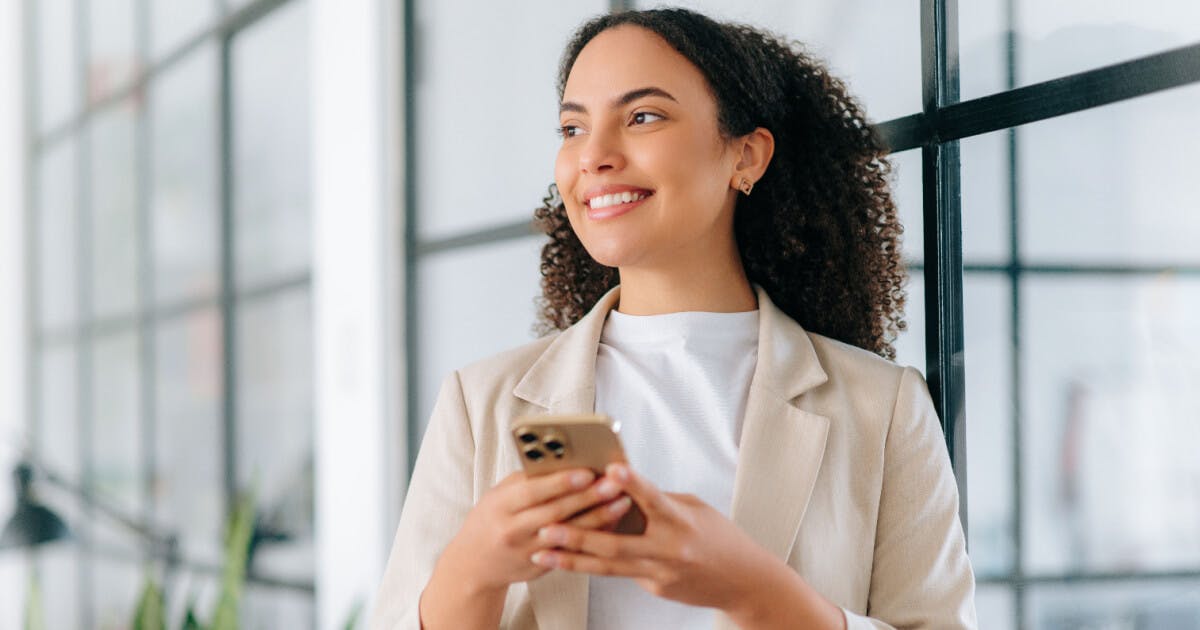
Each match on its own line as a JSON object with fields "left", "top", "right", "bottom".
{"left": 559, "top": 86, "right": 678, "bottom": 114}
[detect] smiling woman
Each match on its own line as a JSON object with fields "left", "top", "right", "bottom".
{"left": 372, "top": 7, "right": 976, "bottom": 630}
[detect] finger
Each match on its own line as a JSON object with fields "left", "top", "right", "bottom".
{"left": 562, "top": 496, "right": 633, "bottom": 530}
{"left": 530, "top": 549, "right": 656, "bottom": 579}
{"left": 514, "top": 477, "right": 623, "bottom": 532}
{"left": 538, "top": 523, "right": 664, "bottom": 560}
{"left": 500, "top": 468, "right": 595, "bottom": 512}
{"left": 605, "top": 463, "right": 675, "bottom": 521}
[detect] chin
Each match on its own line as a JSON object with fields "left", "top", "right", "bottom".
{"left": 578, "top": 236, "right": 643, "bottom": 269}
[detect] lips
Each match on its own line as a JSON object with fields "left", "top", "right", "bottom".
{"left": 585, "top": 191, "right": 652, "bottom": 221}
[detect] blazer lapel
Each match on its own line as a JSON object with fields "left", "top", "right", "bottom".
{"left": 514, "top": 286, "right": 621, "bottom": 630}
{"left": 729, "top": 286, "right": 831, "bottom": 561}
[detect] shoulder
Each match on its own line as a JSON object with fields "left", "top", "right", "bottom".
{"left": 806, "top": 332, "right": 909, "bottom": 388}
{"left": 453, "top": 332, "right": 560, "bottom": 399}
{"left": 801, "top": 331, "right": 929, "bottom": 422}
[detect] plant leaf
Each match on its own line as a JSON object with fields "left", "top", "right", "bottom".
{"left": 210, "top": 490, "right": 256, "bottom": 630}
{"left": 23, "top": 571, "right": 44, "bottom": 630}
{"left": 132, "top": 575, "right": 166, "bottom": 630}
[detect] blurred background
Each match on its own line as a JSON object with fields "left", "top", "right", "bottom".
{"left": 0, "top": 0, "right": 1198, "bottom": 628}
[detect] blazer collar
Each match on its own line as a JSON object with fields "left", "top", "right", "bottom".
{"left": 513, "top": 284, "right": 828, "bottom": 409}
{"left": 515, "top": 284, "right": 832, "bottom": 630}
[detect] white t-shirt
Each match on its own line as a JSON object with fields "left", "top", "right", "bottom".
{"left": 587, "top": 308, "right": 759, "bottom": 630}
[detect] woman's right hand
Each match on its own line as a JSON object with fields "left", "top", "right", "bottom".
{"left": 435, "top": 467, "right": 634, "bottom": 594}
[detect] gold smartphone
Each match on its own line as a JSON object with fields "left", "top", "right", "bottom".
{"left": 510, "top": 414, "right": 646, "bottom": 534}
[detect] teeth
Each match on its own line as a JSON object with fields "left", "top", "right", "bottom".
{"left": 589, "top": 191, "right": 648, "bottom": 209}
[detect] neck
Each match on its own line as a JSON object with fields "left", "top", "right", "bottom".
{"left": 615, "top": 246, "right": 757, "bottom": 315}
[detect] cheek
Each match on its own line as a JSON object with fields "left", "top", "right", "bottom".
{"left": 554, "top": 148, "right": 576, "bottom": 197}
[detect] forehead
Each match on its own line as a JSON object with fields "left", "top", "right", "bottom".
{"left": 562, "top": 24, "right": 713, "bottom": 106}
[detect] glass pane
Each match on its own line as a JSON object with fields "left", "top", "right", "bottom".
{"left": 1019, "top": 82, "right": 1200, "bottom": 265}
{"left": 960, "top": 131, "right": 1010, "bottom": 264}
{"left": 1022, "top": 275, "right": 1200, "bottom": 575}
{"left": 149, "top": 0, "right": 215, "bottom": 60}
{"left": 1027, "top": 579, "right": 1200, "bottom": 629}
{"left": 150, "top": 45, "right": 220, "bottom": 306}
{"left": 90, "top": 99, "right": 141, "bottom": 320}
{"left": 39, "top": 343, "right": 80, "bottom": 484}
{"left": 1016, "top": 2, "right": 1200, "bottom": 91}
{"left": 88, "top": 0, "right": 139, "bottom": 102}
{"left": 242, "top": 584, "right": 315, "bottom": 630}
{"left": 416, "top": 236, "right": 545, "bottom": 439}
{"left": 231, "top": 0, "right": 311, "bottom": 290}
{"left": 90, "top": 329, "right": 143, "bottom": 551}
{"left": 961, "top": 274, "right": 1013, "bottom": 578}
{"left": 154, "top": 308, "right": 224, "bottom": 564}
{"left": 37, "top": 0, "right": 79, "bottom": 134}
{"left": 959, "top": 0, "right": 1008, "bottom": 101}
{"left": 90, "top": 558, "right": 142, "bottom": 630}
{"left": 413, "top": 0, "right": 608, "bottom": 239}
{"left": 235, "top": 288, "right": 313, "bottom": 578}
{"left": 35, "top": 545, "right": 81, "bottom": 630}
{"left": 629, "top": 1, "right": 921, "bottom": 123}
{"left": 975, "top": 584, "right": 1015, "bottom": 630}
{"left": 891, "top": 149, "right": 923, "bottom": 264}
{"left": 37, "top": 140, "right": 78, "bottom": 332}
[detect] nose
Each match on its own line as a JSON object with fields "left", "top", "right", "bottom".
{"left": 577, "top": 124, "right": 626, "bottom": 174}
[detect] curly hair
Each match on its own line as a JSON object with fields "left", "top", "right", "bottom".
{"left": 534, "top": 8, "right": 907, "bottom": 360}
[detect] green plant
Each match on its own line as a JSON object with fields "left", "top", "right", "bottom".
{"left": 133, "top": 574, "right": 166, "bottom": 630}
{"left": 23, "top": 570, "right": 44, "bottom": 630}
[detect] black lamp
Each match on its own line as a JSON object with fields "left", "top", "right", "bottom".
{"left": 0, "top": 462, "right": 72, "bottom": 548}
{"left": 0, "top": 458, "right": 178, "bottom": 560}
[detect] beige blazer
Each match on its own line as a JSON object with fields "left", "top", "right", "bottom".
{"left": 371, "top": 286, "right": 977, "bottom": 630}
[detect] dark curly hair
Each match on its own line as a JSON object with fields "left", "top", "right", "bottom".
{"left": 534, "top": 7, "right": 907, "bottom": 360}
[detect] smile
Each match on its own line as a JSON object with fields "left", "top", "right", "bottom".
{"left": 585, "top": 191, "right": 653, "bottom": 220}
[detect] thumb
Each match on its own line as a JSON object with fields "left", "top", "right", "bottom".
{"left": 606, "top": 463, "right": 674, "bottom": 521}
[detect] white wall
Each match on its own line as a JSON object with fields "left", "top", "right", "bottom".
{"left": 311, "top": 0, "right": 404, "bottom": 627}
{"left": 0, "top": 0, "right": 29, "bottom": 626}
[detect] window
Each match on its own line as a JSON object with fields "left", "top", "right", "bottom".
{"left": 24, "top": 0, "right": 315, "bottom": 626}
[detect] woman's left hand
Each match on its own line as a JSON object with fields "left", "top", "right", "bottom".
{"left": 529, "top": 462, "right": 783, "bottom": 613}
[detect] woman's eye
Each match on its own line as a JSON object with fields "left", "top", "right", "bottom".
{"left": 557, "top": 124, "right": 582, "bottom": 139}
{"left": 631, "top": 111, "right": 664, "bottom": 125}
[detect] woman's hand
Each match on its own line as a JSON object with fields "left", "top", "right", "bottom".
{"left": 527, "top": 464, "right": 846, "bottom": 629}
{"left": 435, "top": 467, "right": 633, "bottom": 593}
{"left": 527, "top": 463, "right": 775, "bottom": 610}
{"left": 420, "top": 467, "right": 635, "bottom": 629}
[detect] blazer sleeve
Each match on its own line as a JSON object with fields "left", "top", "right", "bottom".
{"left": 370, "top": 371, "right": 477, "bottom": 630}
{"left": 842, "top": 366, "right": 979, "bottom": 630}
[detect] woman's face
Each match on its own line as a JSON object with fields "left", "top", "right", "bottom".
{"left": 555, "top": 25, "right": 742, "bottom": 270}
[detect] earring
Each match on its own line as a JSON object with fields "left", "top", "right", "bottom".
{"left": 738, "top": 178, "right": 754, "bottom": 196}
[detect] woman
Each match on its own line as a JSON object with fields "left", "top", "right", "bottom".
{"left": 373, "top": 8, "right": 976, "bottom": 630}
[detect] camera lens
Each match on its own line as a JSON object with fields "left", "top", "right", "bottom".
{"left": 524, "top": 448, "right": 544, "bottom": 461}
{"left": 517, "top": 430, "right": 538, "bottom": 443}
{"left": 543, "top": 439, "right": 563, "bottom": 453}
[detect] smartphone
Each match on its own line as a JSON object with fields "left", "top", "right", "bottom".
{"left": 510, "top": 413, "right": 646, "bottom": 534}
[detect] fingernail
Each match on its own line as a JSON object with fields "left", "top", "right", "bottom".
{"left": 610, "top": 464, "right": 629, "bottom": 482}
{"left": 538, "top": 526, "right": 566, "bottom": 545}
{"left": 609, "top": 496, "right": 632, "bottom": 514}
{"left": 596, "top": 480, "right": 619, "bottom": 499}
{"left": 531, "top": 551, "right": 557, "bottom": 568}
{"left": 570, "top": 471, "right": 592, "bottom": 488}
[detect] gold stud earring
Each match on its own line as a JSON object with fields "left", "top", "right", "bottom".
{"left": 739, "top": 178, "right": 754, "bottom": 196}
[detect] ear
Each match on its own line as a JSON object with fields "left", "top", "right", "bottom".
{"left": 729, "top": 127, "right": 775, "bottom": 193}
